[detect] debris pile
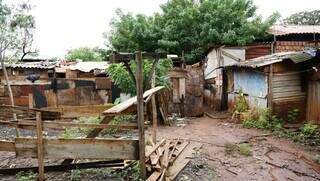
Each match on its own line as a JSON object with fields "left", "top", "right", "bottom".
{"left": 145, "top": 139, "right": 202, "bottom": 181}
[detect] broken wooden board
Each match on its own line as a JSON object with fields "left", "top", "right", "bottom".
{"left": 146, "top": 170, "right": 162, "bottom": 181}
{"left": 167, "top": 142, "right": 202, "bottom": 180}
{"left": 103, "top": 86, "right": 164, "bottom": 115}
{"left": 15, "top": 138, "right": 139, "bottom": 160}
{"left": 42, "top": 104, "right": 113, "bottom": 118}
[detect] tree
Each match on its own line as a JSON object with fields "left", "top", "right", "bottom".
{"left": 284, "top": 10, "right": 320, "bottom": 25}
{"left": 65, "top": 47, "right": 110, "bottom": 61}
{"left": 0, "top": 0, "right": 35, "bottom": 120}
{"left": 106, "top": 0, "right": 279, "bottom": 63}
{"left": 106, "top": 59, "right": 172, "bottom": 95}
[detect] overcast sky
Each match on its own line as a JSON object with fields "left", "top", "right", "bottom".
{"left": 15, "top": 0, "right": 320, "bottom": 58}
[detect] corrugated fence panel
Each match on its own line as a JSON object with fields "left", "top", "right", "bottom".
{"left": 272, "top": 72, "right": 306, "bottom": 101}
{"left": 272, "top": 72, "right": 307, "bottom": 122}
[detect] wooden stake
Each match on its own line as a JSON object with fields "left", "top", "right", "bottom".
{"left": 136, "top": 51, "right": 146, "bottom": 179}
{"left": 36, "top": 112, "right": 45, "bottom": 181}
{"left": 151, "top": 71, "right": 157, "bottom": 144}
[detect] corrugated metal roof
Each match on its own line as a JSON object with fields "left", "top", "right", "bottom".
{"left": 224, "top": 51, "right": 314, "bottom": 68}
{"left": 1, "top": 61, "right": 57, "bottom": 69}
{"left": 269, "top": 25, "right": 320, "bottom": 36}
{"left": 68, "top": 61, "right": 110, "bottom": 72}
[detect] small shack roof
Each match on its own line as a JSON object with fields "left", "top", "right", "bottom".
{"left": 269, "top": 25, "right": 320, "bottom": 36}
{"left": 56, "top": 61, "right": 110, "bottom": 72}
{"left": 1, "top": 61, "right": 57, "bottom": 70}
{"left": 224, "top": 51, "right": 314, "bottom": 69}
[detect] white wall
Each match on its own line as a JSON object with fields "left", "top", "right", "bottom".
{"left": 204, "top": 48, "right": 245, "bottom": 80}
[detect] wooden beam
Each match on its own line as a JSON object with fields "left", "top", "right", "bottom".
{"left": 36, "top": 112, "right": 45, "bottom": 181}
{"left": 41, "top": 104, "right": 113, "bottom": 118}
{"left": 145, "top": 139, "right": 166, "bottom": 158}
{"left": 103, "top": 86, "right": 164, "bottom": 115}
{"left": 0, "top": 160, "right": 124, "bottom": 175}
{"left": 136, "top": 51, "right": 146, "bottom": 179}
{"left": 151, "top": 71, "right": 157, "bottom": 144}
{"left": 15, "top": 138, "right": 139, "bottom": 160}
{"left": 0, "top": 120, "right": 139, "bottom": 130}
{"left": 0, "top": 140, "right": 15, "bottom": 152}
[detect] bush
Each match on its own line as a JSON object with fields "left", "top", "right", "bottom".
{"left": 300, "top": 123, "right": 318, "bottom": 138}
{"left": 233, "top": 90, "right": 249, "bottom": 113}
{"left": 16, "top": 171, "right": 37, "bottom": 181}
{"left": 242, "top": 108, "right": 283, "bottom": 130}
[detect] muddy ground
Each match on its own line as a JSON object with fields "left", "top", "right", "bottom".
{"left": 155, "top": 112, "right": 320, "bottom": 181}
{"left": 0, "top": 112, "right": 320, "bottom": 180}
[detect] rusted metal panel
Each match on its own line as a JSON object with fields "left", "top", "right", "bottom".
{"left": 271, "top": 72, "right": 307, "bottom": 122}
{"left": 307, "top": 81, "right": 320, "bottom": 123}
{"left": 15, "top": 138, "right": 139, "bottom": 160}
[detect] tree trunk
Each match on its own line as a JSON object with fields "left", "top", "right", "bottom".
{"left": 0, "top": 58, "right": 19, "bottom": 136}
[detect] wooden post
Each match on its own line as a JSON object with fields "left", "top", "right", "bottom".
{"left": 151, "top": 71, "right": 157, "bottom": 144}
{"left": 136, "top": 51, "right": 146, "bottom": 179}
{"left": 268, "top": 64, "right": 274, "bottom": 111}
{"left": 36, "top": 112, "right": 45, "bottom": 181}
{"left": 28, "top": 93, "right": 33, "bottom": 109}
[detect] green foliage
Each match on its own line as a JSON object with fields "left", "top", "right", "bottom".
{"left": 238, "top": 143, "right": 252, "bottom": 156}
{"left": 234, "top": 90, "right": 249, "bottom": 113}
{"left": 0, "top": 0, "right": 35, "bottom": 61}
{"left": 117, "top": 161, "right": 141, "bottom": 181}
{"left": 16, "top": 171, "right": 37, "bottom": 181}
{"left": 224, "top": 143, "right": 251, "bottom": 156}
{"left": 106, "top": 0, "right": 279, "bottom": 62}
{"left": 243, "top": 108, "right": 283, "bottom": 130}
{"left": 284, "top": 10, "right": 320, "bottom": 25}
{"left": 300, "top": 123, "right": 318, "bottom": 138}
{"left": 107, "top": 58, "right": 172, "bottom": 95}
{"left": 65, "top": 47, "right": 110, "bottom": 61}
{"left": 60, "top": 117, "right": 101, "bottom": 138}
{"left": 70, "top": 170, "right": 82, "bottom": 181}
{"left": 287, "top": 108, "right": 300, "bottom": 123}
{"left": 100, "top": 115, "right": 135, "bottom": 136}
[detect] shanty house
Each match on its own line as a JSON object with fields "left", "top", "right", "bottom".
{"left": 223, "top": 50, "right": 320, "bottom": 123}
{"left": 204, "top": 25, "right": 320, "bottom": 110}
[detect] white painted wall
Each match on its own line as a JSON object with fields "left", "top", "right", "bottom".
{"left": 204, "top": 48, "right": 245, "bottom": 80}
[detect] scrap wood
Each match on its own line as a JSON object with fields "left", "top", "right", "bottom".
{"left": 146, "top": 171, "right": 162, "bottom": 181}
{"left": 0, "top": 160, "right": 124, "bottom": 175}
{"left": 205, "top": 112, "right": 229, "bottom": 119}
{"left": 170, "top": 141, "right": 189, "bottom": 164}
{"left": 167, "top": 142, "right": 202, "bottom": 180}
{"left": 146, "top": 139, "right": 166, "bottom": 158}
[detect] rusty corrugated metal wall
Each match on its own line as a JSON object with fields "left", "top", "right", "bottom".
{"left": 307, "top": 81, "right": 320, "bottom": 123}
{"left": 272, "top": 72, "right": 307, "bottom": 122}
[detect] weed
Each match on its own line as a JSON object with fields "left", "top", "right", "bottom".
{"left": 300, "top": 123, "right": 318, "bottom": 138}
{"left": 224, "top": 143, "right": 239, "bottom": 155}
{"left": 70, "top": 169, "right": 82, "bottom": 181}
{"left": 100, "top": 115, "right": 135, "bottom": 136}
{"left": 224, "top": 143, "right": 251, "bottom": 156}
{"left": 287, "top": 108, "right": 300, "bottom": 123}
{"left": 242, "top": 108, "right": 283, "bottom": 131}
{"left": 16, "top": 171, "right": 37, "bottom": 181}
{"left": 116, "top": 161, "right": 141, "bottom": 180}
{"left": 233, "top": 90, "right": 249, "bottom": 113}
{"left": 238, "top": 143, "right": 251, "bottom": 156}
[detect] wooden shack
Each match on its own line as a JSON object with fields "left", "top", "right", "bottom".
{"left": 223, "top": 50, "right": 320, "bottom": 123}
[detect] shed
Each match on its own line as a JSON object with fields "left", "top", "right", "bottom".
{"left": 223, "top": 50, "right": 320, "bottom": 123}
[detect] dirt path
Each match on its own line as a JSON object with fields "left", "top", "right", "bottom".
{"left": 154, "top": 114, "right": 320, "bottom": 181}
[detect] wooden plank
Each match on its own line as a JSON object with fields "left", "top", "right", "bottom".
{"left": 15, "top": 138, "right": 139, "bottom": 160}
{"left": 36, "top": 112, "right": 45, "bottom": 181}
{"left": 145, "top": 139, "right": 166, "bottom": 158}
{"left": 167, "top": 142, "right": 202, "bottom": 180}
{"left": 0, "top": 120, "right": 139, "bottom": 130}
{"left": 0, "top": 160, "right": 124, "bottom": 175}
{"left": 136, "top": 51, "right": 146, "bottom": 179}
{"left": 146, "top": 171, "right": 162, "bottom": 181}
{"left": 42, "top": 104, "right": 113, "bottom": 118}
{"left": 103, "top": 86, "right": 164, "bottom": 114}
{"left": 151, "top": 71, "right": 157, "bottom": 143}
{"left": 0, "top": 140, "right": 15, "bottom": 152}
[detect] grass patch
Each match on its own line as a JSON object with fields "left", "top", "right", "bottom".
{"left": 60, "top": 115, "right": 136, "bottom": 138}
{"left": 224, "top": 143, "right": 251, "bottom": 156}
{"left": 16, "top": 171, "right": 37, "bottom": 181}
